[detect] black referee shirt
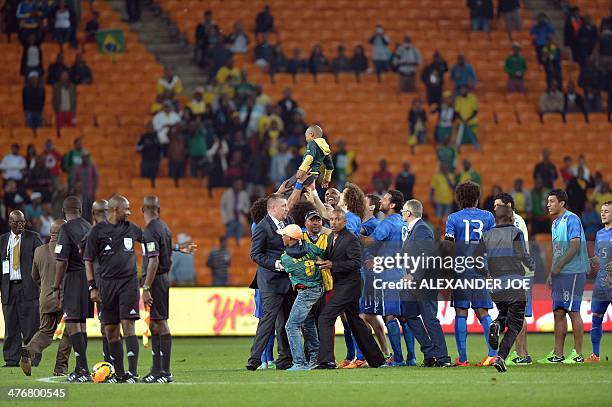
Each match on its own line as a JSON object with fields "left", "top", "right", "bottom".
{"left": 83, "top": 220, "right": 144, "bottom": 279}
{"left": 142, "top": 218, "right": 173, "bottom": 275}
{"left": 55, "top": 217, "right": 92, "bottom": 273}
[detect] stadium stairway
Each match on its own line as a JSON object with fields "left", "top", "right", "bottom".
{"left": 106, "top": 0, "right": 209, "bottom": 93}
{"left": 523, "top": 0, "right": 566, "bottom": 47}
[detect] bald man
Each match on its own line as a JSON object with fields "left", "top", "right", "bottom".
{"left": 285, "top": 124, "right": 334, "bottom": 193}
{"left": 21, "top": 220, "right": 72, "bottom": 376}
{"left": 84, "top": 195, "right": 145, "bottom": 383}
{"left": 90, "top": 199, "right": 111, "bottom": 363}
{"left": 53, "top": 196, "right": 93, "bottom": 383}
{"left": 140, "top": 196, "right": 174, "bottom": 383}
{"left": 0, "top": 210, "right": 43, "bottom": 367}
{"left": 92, "top": 199, "right": 109, "bottom": 224}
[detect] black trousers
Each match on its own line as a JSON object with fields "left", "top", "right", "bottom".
{"left": 248, "top": 290, "right": 295, "bottom": 369}
{"left": 317, "top": 281, "right": 385, "bottom": 367}
{"left": 125, "top": 0, "right": 141, "bottom": 22}
{"left": 493, "top": 300, "right": 526, "bottom": 360}
{"left": 2, "top": 283, "right": 39, "bottom": 364}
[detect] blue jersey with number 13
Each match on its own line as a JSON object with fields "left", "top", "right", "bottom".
{"left": 445, "top": 208, "right": 495, "bottom": 274}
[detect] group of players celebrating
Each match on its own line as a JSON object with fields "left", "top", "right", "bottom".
{"left": 248, "top": 136, "right": 611, "bottom": 372}
{"left": 19, "top": 194, "right": 174, "bottom": 383}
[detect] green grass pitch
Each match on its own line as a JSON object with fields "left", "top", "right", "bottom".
{"left": 1, "top": 334, "right": 611, "bottom": 406}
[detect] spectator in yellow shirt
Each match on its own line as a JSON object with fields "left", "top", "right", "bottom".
{"left": 157, "top": 66, "right": 183, "bottom": 98}
{"left": 257, "top": 105, "right": 284, "bottom": 138}
{"left": 430, "top": 163, "right": 456, "bottom": 220}
{"left": 216, "top": 59, "right": 242, "bottom": 85}
{"left": 454, "top": 85, "right": 480, "bottom": 150}
{"left": 591, "top": 182, "right": 612, "bottom": 210}
{"left": 190, "top": 87, "right": 207, "bottom": 118}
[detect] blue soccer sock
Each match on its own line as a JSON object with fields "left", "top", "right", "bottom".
{"left": 354, "top": 336, "right": 364, "bottom": 361}
{"left": 455, "top": 315, "right": 468, "bottom": 362}
{"left": 591, "top": 315, "right": 603, "bottom": 357}
{"left": 479, "top": 314, "right": 497, "bottom": 357}
{"left": 386, "top": 319, "right": 404, "bottom": 363}
{"left": 401, "top": 322, "right": 416, "bottom": 362}
{"left": 342, "top": 320, "right": 355, "bottom": 360}
{"left": 264, "top": 333, "right": 275, "bottom": 362}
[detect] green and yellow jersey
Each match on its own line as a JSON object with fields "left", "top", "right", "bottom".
{"left": 299, "top": 138, "right": 335, "bottom": 183}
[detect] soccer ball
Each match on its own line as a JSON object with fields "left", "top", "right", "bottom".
{"left": 92, "top": 362, "right": 115, "bottom": 383}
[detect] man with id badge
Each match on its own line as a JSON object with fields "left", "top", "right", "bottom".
{"left": 0, "top": 210, "right": 43, "bottom": 367}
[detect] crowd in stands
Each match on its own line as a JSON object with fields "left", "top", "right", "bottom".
{"left": 428, "top": 148, "right": 611, "bottom": 237}
{"left": 1, "top": 1, "right": 97, "bottom": 133}
{"left": 534, "top": 7, "right": 612, "bottom": 120}
{"left": 0, "top": 138, "right": 98, "bottom": 235}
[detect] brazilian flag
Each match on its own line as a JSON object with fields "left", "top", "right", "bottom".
{"left": 95, "top": 29, "right": 126, "bottom": 54}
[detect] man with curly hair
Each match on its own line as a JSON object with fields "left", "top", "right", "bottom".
{"left": 444, "top": 181, "right": 496, "bottom": 367}
{"left": 338, "top": 183, "right": 366, "bottom": 238}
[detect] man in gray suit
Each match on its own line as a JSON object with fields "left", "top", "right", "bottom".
{"left": 401, "top": 200, "right": 451, "bottom": 367}
{"left": 20, "top": 219, "right": 72, "bottom": 376}
{"left": 246, "top": 193, "right": 295, "bottom": 370}
{"left": 0, "top": 210, "right": 43, "bottom": 367}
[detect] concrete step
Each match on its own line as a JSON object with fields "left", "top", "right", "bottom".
{"left": 156, "top": 54, "right": 194, "bottom": 65}
{"left": 174, "top": 65, "right": 205, "bottom": 76}
{"left": 108, "top": 0, "right": 207, "bottom": 86}
{"left": 146, "top": 42, "right": 190, "bottom": 54}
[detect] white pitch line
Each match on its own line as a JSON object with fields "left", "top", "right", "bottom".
{"left": 36, "top": 377, "right": 612, "bottom": 386}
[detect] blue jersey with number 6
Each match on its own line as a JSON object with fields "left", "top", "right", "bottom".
{"left": 445, "top": 208, "right": 495, "bottom": 275}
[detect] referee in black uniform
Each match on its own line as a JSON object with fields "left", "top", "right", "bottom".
{"left": 89, "top": 199, "right": 111, "bottom": 363}
{"left": 140, "top": 196, "right": 174, "bottom": 383}
{"left": 52, "top": 196, "right": 93, "bottom": 383}
{"left": 84, "top": 195, "right": 144, "bottom": 383}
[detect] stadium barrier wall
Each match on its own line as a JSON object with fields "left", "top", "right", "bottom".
{"left": 0, "top": 286, "right": 609, "bottom": 338}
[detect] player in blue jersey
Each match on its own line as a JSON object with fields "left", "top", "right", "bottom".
{"left": 444, "top": 181, "right": 497, "bottom": 367}
{"left": 587, "top": 201, "right": 611, "bottom": 362}
{"left": 363, "top": 190, "right": 415, "bottom": 367}
{"left": 358, "top": 194, "right": 391, "bottom": 360}
{"left": 538, "top": 189, "right": 589, "bottom": 364}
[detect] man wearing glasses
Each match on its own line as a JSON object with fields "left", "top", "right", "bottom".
{"left": 0, "top": 210, "right": 43, "bottom": 367}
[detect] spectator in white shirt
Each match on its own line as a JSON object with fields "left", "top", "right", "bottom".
{"left": 228, "top": 21, "right": 250, "bottom": 54}
{"left": 53, "top": 0, "right": 72, "bottom": 49}
{"left": 571, "top": 154, "right": 591, "bottom": 181}
{"left": 169, "top": 233, "right": 196, "bottom": 286}
{"left": 369, "top": 25, "right": 391, "bottom": 82}
{"left": 0, "top": 144, "right": 27, "bottom": 183}
{"left": 392, "top": 36, "right": 422, "bottom": 93}
{"left": 152, "top": 101, "right": 181, "bottom": 156}
{"left": 268, "top": 142, "right": 293, "bottom": 187}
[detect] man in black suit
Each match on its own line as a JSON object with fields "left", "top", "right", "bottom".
{"left": 314, "top": 209, "right": 385, "bottom": 369}
{"left": 246, "top": 194, "right": 295, "bottom": 370}
{"left": 0, "top": 210, "right": 43, "bottom": 367}
{"left": 401, "top": 200, "right": 451, "bottom": 367}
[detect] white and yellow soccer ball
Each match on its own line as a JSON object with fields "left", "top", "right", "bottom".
{"left": 92, "top": 361, "right": 115, "bottom": 383}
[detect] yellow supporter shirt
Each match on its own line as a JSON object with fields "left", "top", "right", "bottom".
{"left": 431, "top": 172, "right": 454, "bottom": 204}
{"left": 454, "top": 93, "right": 479, "bottom": 125}
{"left": 190, "top": 99, "right": 206, "bottom": 115}
{"left": 592, "top": 192, "right": 612, "bottom": 210}
{"left": 216, "top": 66, "right": 241, "bottom": 84}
